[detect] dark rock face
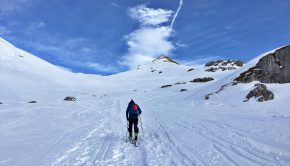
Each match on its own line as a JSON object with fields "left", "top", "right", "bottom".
{"left": 190, "top": 77, "right": 214, "bottom": 83}
{"left": 64, "top": 96, "right": 77, "bottom": 101}
{"left": 244, "top": 84, "right": 274, "bottom": 102}
{"left": 175, "top": 81, "right": 186, "bottom": 85}
{"left": 235, "top": 46, "right": 290, "bottom": 83}
{"left": 0, "top": 102, "right": 2, "bottom": 104}
{"left": 205, "top": 60, "right": 244, "bottom": 72}
{"left": 161, "top": 85, "right": 172, "bottom": 88}
{"left": 187, "top": 68, "right": 194, "bottom": 72}
{"left": 28, "top": 101, "right": 37, "bottom": 103}
{"left": 180, "top": 89, "right": 187, "bottom": 92}
{"left": 205, "top": 60, "right": 244, "bottom": 67}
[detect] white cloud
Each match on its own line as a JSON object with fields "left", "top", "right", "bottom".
{"left": 176, "top": 42, "right": 187, "bottom": 48}
{"left": 121, "top": 5, "right": 180, "bottom": 69}
{"left": 122, "top": 26, "right": 175, "bottom": 68}
{"left": 126, "top": 26, "right": 174, "bottom": 56}
{"left": 119, "top": 54, "right": 154, "bottom": 68}
{"left": 129, "top": 5, "right": 173, "bottom": 26}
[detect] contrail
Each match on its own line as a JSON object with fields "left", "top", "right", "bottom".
{"left": 170, "top": 0, "right": 184, "bottom": 29}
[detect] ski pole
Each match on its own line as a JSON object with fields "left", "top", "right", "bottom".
{"left": 126, "top": 120, "right": 129, "bottom": 143}
{"left": 139, "top": 116, "right": 144, "bottom": 140}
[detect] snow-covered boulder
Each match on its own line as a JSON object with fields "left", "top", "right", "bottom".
{"left": 235, "top": 45, "right": 290, "bottom": 83}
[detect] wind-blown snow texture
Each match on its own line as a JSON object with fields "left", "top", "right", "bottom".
{"left": 0, "top": 38, "right": 290, "bottom": 166}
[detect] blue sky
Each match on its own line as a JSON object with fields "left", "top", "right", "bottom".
{"left": 0, "top": 0, "right": 290, "bottom": 75}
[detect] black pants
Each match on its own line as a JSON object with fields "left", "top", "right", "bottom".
{"left": 128, "top": 118, "right": 139, "bottom": 134}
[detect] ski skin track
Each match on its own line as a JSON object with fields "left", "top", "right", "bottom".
{"left": 49, "top": 92, "right": 290, "bottom": 166}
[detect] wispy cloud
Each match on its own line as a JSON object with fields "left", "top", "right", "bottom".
{"left": 0, "top": 0, "right": 35, "bottom": 16}
{"left": 171, "top": 0, "right": 184, "bottom": 28}
{"left": 122, "top": 3, "right": 186, "bottom": 68}
{"left": 28, "top": 21, "right": 45, "bottom": 30}
{"left": 176, "top": 42, "right": 187, "bottom": 48}
{"left": 129, "top": 5, "right": 173, "bottom": 26}
{"left": 0, "top": 26, "right": 11, "bottom": 35}
{"left": 16, "top": 36, "right": 119, "bottom": 74}
{"left": 66, "top": 61, "right": 120, "bottom": 73}
{"left": 83, "top": 62, "right": 119, "bottom": 73}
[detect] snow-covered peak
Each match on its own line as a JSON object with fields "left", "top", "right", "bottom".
{"left": 152, "top": 55, "right": 179, "bottom": 64}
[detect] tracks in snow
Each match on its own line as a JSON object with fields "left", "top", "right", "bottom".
{"left": 51, "top": 95, "right": 290, "bottom": 166}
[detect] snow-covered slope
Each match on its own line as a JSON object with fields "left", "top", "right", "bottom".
{"left": 0, "top": 38, "right": 103, "bottom": 102}
{"left": 0, "top": 38, "right": 290, "bottom": 166}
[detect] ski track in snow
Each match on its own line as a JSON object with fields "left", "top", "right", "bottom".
{"left": 1, "top": 90, "right": 290, "bottom": 166}
{"left": 41, "top": 93, "right": 290, "bottom": 166}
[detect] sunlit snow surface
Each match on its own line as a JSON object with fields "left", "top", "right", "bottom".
{"left": 1, "top": 38, "right": 290, "bottom": 166}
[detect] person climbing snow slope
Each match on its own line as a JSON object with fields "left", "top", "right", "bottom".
{"left": 126, "top": 99, "right": 142, "bottom": 144}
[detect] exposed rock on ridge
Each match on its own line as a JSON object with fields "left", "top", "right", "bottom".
{"left": 205, "top": 60, "right": 244, "bottom": 72}
{"left": 235, "top": 46, "right": 290, "bottom": 83}
{"left": 190, "top": 77, "right": 214, "bottom": 83}
{"left": 153, "top": 55, "right": 179, "bottom": 64}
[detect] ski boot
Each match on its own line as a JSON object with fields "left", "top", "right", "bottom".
{"left": 134, "top": 133, "right": 139, "bottom": 147}
{"left": 129, "top": 132, "right": 133, "bottom": 144}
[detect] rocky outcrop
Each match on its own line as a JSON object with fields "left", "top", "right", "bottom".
{"left": 187, "top": 68, "right": 194, "bottom": 72}
{"left": 175, "top": 81, "right": 186, "bottom": 85}
{"left": 153, "top": 55, "right": 179, "bottom": 64}
{"left": 0, "top": 102, "right": 2, "bottom": 104}
{"left": 180, "top": 89, "right": 187, "bottom": 92}
{"left": 161, "top": 85, "right": 172, "bottom": 88}
{"left": 205, "top": 60, "right": 244, "bottom": 72}
{"left": 205, "top": 83, "right": 230, "bottom": 100}
{"left": 235, "top": 46, "right": 290, "bottom": 83}
{"left": 190, "top": 77, "right": 214, "bottom": 83}
{"left": 64, "top": 96, "right": 77, "bottom": 101}
{"left": 28, "top": 101, "right": 37, "bottom": 103}
{"left": 244, "top": 84, "right": 274, "bottom": 102}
